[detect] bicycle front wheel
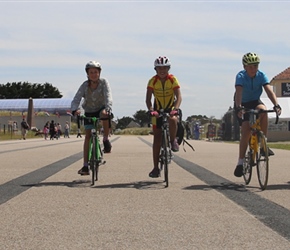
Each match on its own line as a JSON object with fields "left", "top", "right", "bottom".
{"left": 257, "top": 131, "right": 269, "bottom": 190}
{"left": 90, "top": 138, "right": 96, "bottom": 186}
{"left": 95, "top": 143, "right": 102, "bottom": 182}
{"left": 243, "top": 150, "right": 253, "bottom": 185}
{"left": 163, "top": 130, "right": 169, "bottom": 188}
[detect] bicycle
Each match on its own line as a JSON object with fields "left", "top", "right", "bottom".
{"left": 155, "top": 109, "right": 173, "bottom": 187}
{"left": 242, "top": 108, "right": 279, "bottom": 190}
{"left": 79, "top": 115, "right": 106, "bottom": 186}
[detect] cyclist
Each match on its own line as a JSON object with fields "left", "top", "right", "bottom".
{"left": 71, "top": 60, "right": 113, "bottom": 175}
{"left": 146, "top": 56, "right": 182, "bottom": 178}
{"left": 234, "top": 52, "right": 281, "bottom": 177}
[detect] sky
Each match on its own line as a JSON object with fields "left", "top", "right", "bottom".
{"left": 1, "top": 1, "right": 290, "bottom": 120}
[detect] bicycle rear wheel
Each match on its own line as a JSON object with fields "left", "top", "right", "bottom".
{"left": 257, "top": 131, "right": 269, "bottom": 190}
{"left": 243, "top": 150, "right": 253, "bottom": 185}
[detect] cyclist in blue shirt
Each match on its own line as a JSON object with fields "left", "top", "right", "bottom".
{"left": 234, "top": 52, "right": 281, "bottom": 177}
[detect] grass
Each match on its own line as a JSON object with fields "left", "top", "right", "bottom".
{"left": 267, "top": 143, "right": 290, "bottom": 151}
{"left": 114, "top": 127, "right": 152, "bottom": 136}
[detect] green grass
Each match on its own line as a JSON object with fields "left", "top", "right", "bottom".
{"left": 114, "top": 127, "right": 152, "bottom": 135}
{"left": 267, "top": 143, "right": 290, "bottom": 151}
{"left": 224, "top": 141, "right": 290, "bottom": 151}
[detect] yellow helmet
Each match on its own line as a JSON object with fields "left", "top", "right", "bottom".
{"left": 242, "top": 52, "right": 260, "bottom": 65}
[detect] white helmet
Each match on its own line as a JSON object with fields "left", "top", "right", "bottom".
{"left": 154, "top": 56, "right": 171, "bottom": 68}
{"left": 85, "top": 61, "right": 102, "bottom": 72}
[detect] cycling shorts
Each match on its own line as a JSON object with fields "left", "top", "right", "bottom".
{"left": 235, "top": 99, "right": 264, "bottom": 126}
{"left": 152, "top": 108, "right": 176, "bottom": 130}
{"left": 84, "top": 106, "right": 105, "bottom": 130}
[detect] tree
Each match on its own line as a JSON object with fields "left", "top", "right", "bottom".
{"left": 0, "top": 82, "right": 62, "bottom": 99}
{"left": 116, "top": 116, "right": 134, "bottom": 129}
{"left": 133, "top": 109, "right": 150, "bottom": 127}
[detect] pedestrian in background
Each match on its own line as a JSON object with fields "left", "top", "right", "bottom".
{"left": 20, "top": 118, "right": 29, "bottom": 140}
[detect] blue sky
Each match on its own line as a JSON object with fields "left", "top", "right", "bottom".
{"left": 1, "top": 1, "right": 290, "bottom": 120}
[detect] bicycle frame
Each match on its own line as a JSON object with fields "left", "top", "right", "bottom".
{"left": 248, "top": 112, "right": 261, "bottom": 161}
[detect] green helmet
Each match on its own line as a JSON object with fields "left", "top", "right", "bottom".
{"left": 242, "top": 52, "right": 260, "bottom": 65}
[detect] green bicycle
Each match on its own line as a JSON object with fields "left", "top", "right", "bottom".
{"left": 81, "top": 115, "right": 106, "bottom": 186}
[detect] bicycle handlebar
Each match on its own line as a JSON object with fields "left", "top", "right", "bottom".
{"left": 148, "top": 109, "right": 178, "bottom": 118}
{"left": 79, "top": 115, "right": 110, "bottom": 121}
{"left": 76, "top": 114, "right": 112, "bottom": 129}
{"left": 243, "top": 108, "right": 279, "bottom": 124}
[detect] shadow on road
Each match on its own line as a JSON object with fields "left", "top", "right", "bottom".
{"left": 263, "top": 183, "right": 290, "bottom": 190}
{"left": 183, "top": 182, "right": 248, "bottom": 192}
{"left": 92, "top": 181, "right": 166, "bottom": 190}
{"left": 22, "top": 179, "right": 91, "bottom": 188}
{"left": 22, "top": 180, "right": 167, "bottom": 190}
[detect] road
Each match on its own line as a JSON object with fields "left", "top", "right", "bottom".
{"left": 1, "top": 135, "right": 290, "bottom": 249}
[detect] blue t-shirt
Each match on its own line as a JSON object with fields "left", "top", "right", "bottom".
{"left": 235, "top": 70, "right": 269, "bottom": 103}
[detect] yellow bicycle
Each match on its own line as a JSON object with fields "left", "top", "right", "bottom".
{"left": 242, "top": 109, "right": 279, "bottom": 190}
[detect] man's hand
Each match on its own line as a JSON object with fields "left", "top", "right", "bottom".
{"left": 274, "top": 104, "right": 282, "bottom": 116}
{"left": 148, "top": 110, "right": 159, "bottom": 117}
{"left": 72, "top": 110, "right": 80, "bottom": 116}
{"left": 170, "top": 109, "right": 179, "bottom": 116}
{"left": 235, "top": 106, "right": 244, "bottom": 119}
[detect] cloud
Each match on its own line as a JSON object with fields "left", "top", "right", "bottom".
{"left": 1, "top": 2, "right": 290, "bottom": 120}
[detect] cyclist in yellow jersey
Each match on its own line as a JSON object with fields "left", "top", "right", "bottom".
{"left": 146, "top": 56, "right": 182, "bottom": 178}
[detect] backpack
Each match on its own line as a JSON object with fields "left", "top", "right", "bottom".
{"left": 21, "top": 121, "right": 29, "bottom": 129}
{"left": 176, "top": 110, "right": 195, "bottom": 152}
{"left": 176, "top": 122, "right": 184, "bottom": 145}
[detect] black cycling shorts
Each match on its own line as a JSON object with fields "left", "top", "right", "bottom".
{"left": 235, "top": 99, "right": 264, "bottom": 126}
{"left": 84, "top": 106, "right": 105, "bottom": 126}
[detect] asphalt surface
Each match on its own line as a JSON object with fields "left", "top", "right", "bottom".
{"left": 1, "top": 135, "right": 290, "bottom": 250}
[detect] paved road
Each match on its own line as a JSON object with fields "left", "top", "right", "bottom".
{"left": 1, "top": 135, "right": 290, "bottom": 249}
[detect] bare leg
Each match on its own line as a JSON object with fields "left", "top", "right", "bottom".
{"left": 83, "top": 129, "right": 91, "bottom": 164}
{"left": 153, "top": 129, "right": 162, "bottom": 169}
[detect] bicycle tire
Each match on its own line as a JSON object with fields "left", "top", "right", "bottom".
{"left": 91, "top": 137, "right": 96, "bottom": 186}
{"left": 243, "top": 150, "right": 253, "bottom": 185}
{"left": 163, "top": 130, "right": 169, "bottom": 187}
{"left": 257, "top": 131, "right": 269, "bottom": 190}
{"left": 95, "top": 142, "right": 102, "bottom": 182}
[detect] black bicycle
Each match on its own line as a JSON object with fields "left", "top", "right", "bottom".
{"left": 158, "top": 109, "right": 173, "bottom": 187}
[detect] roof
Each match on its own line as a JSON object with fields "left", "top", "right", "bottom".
{"left": 271, "top": 67, "right": 290, "bottom": 81}
{"left": 0, "top": 98, "right": 73, "bottom": 114}
{"left": 261, "top": 97, "right": 290, "bottom": 119}
{"left": 126, "top": 120, "right": 141, "bottom": 128}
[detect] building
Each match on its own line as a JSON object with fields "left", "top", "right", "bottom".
{"left": 0, "top": 98, "right": 72, "bottom": 115}
{"left": 262, "top": 67, "right": 290, "bottom": 141}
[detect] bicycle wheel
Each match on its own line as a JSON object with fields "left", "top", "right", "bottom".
{"left": 163, "top": 130, "right": 169, "bottom": 187}
{"left": 90, "top": 137, "right": 96, "bottom": 186}
{"left": 94, "top": 142, "right": 102, "bottom": 182}
{"left": 243, "top": 150, "right": 253, "bottom": 185}
{"left": 257, "top": 131, "right": 269, "bottom": 190}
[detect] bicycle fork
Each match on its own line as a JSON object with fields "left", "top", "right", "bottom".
{"left": 249, "top": 132, "right": 258, "bottom": 166}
